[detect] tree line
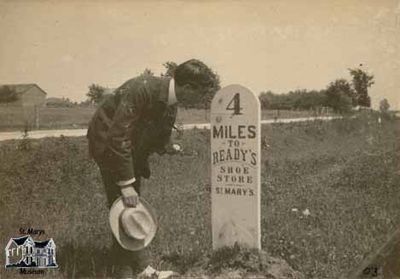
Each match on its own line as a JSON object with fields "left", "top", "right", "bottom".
{"left": 86, "top": 64, "right": 377, "bottom": 113}
{"left": 259, "top": 68, "right": 374, "bottom": 113}
{"left": 0, "top": 63, "right": 384, "bottom": 114}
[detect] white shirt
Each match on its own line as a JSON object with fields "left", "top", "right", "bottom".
{"left": 168, "top": 78, "right": 177, "bottom": 105}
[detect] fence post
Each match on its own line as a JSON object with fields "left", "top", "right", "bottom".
{"left": 34, "top": 105, "right": 40, "bottom": 129}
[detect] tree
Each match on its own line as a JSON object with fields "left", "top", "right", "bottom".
{"left": 379, "top": 98, "right": 390, "bottom": 113}
{"left": 79, "top": 99, "right": 94, "bottom": 107}
{"left": 348, "top": 68, "right": 374, "bottom": 107}
{"left": 325, "top": 79, "right": 354, "bottom": 113}
{"left": 161, "top": 61, "right": 178, "bottom": 78}
{"left": 258, "top": 91, "right": 274, "bottom": 109}
{"left": 46, "top": 97, "right": 77, "bottom": 108}
{"left": 0, "top": 86, "right": 18, "bottom": 103}
{"left": 259, "top": 89, "right": 327, "bottom": 111}
{"left": 86, "top": 84, "right": 106, "bottom": 105}
{"left": 140, "top": 68, "right": 155, "bottom": 77}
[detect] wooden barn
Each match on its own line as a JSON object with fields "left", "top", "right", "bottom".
{"left": 0, "top": 83, "right": 47, "bottom": 107}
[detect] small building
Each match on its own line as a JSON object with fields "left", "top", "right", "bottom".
{"left": 5, "top": 235, "right": 57, "bottom": 268}
{"left": 0, "top": 84, "right": 47, "bottom": 107}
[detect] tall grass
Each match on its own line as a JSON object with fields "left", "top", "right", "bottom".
{"left": 0, "top": 115, "right": 398, "bottom": 278}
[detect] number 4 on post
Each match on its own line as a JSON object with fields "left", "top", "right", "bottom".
{"left": 226, "top": 93, "right": 243, "bottom": 115}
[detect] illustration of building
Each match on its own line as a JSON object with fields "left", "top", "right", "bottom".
{"left": 5, "top": 235, "right": 57, "bottom": 268}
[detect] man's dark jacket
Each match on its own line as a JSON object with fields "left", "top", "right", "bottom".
{"left": 87, "top": 76, "right": 177, "bottom": 182}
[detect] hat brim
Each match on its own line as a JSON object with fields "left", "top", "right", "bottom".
{"left": 109, "top": 197, "right": 158, "bottom": 251}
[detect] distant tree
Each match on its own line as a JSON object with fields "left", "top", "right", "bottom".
{"left": 79, "top": 99, "right": 94, "bottom": 107}
{"left": 302, "top": 90, "right": 327, "bottom": 111}
{"left": 325, "top": 79, "right": 354, "bottom": 113}
{"left": 140, "top": 68, "right": 155, "bottom": 77}
{"left": 0, "top": 86, "right": 18, "bottom": 103}
{"left": 86, "top": 84, "right": 106, "bottom": 105}
{"left": 259, "top": 91, "right": 289, "bottom": 110}
{"left": 161, "top": 61, "right": 178, "bottom": 78}
{"left": 46, "top": 97, "right": 77, "bottom": 108}
{"left": 348, "top": 68, "right": 374, "bottom": 107}
{"left": 379, "top": 98, "right": 390, "bottom": 113}
{"left": 259, "top": 89, "right": 327, "bottom": 111}
{"left": 259, "top": 91, "right": 274, "bottom": 109}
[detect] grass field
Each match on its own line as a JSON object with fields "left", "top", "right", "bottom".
{"left": 0, "top": 105, "right": 328, "bottom": 131}
{"left": 0, "top": 113, "right": 398, "bottom": 278}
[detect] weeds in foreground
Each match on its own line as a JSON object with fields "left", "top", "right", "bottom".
{"left": 18, "top": 123, "right": 31, "bottom": 150}
{"left": 0, "top": 116, "right": 399, "bottom": 278}
{"left": 207, "top": 244, "right": 266, "bottom": 273}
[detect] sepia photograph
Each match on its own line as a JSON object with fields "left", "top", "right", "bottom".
{"left": 0, "top": 0, "right": 399, "bottom": 278}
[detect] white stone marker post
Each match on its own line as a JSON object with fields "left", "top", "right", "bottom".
{"left": 211, "top": 84, "right": 261, "bottom": 250}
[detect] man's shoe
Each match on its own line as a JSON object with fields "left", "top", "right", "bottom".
{"left": 130, "top": 249, "right": 151, "bottom": 275}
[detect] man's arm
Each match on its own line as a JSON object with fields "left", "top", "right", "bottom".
{"left": 131, "top": 103, "right": 177, "bottom": 179}
{"left": 136, "top": 104, "right": 177, "bottom": 154}
{"left": 154, "top": 104, "right": 178, "bottom": 154}
{"left": 106, "top": 85, "right": 151, "bottom": 186}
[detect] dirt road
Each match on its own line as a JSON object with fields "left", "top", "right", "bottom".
{"left": 0, "top": 116, "right": 339, "bottom": 141}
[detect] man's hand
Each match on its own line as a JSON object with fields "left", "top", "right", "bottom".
{"left": 121, "top": 185, "right": 139, "bottom": 207}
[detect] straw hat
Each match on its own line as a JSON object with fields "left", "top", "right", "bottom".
{"left": 109, "top": 197, "right": 157, "bottom": 251}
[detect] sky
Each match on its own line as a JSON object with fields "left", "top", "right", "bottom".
{"left": 0, "top": 0, "right": 399, "bottom": 109}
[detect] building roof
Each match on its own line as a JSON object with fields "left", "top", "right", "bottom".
{"left": 12, "top": 235, "right": 30, "bottom": 245}
{"left": 0, "top": 84, "right": 47, "bottom": 96}
{"left": 34, "top": 240, "right": 50, "bottom": 248}
{"left": 7, "top": 235, "right": 55, "bottom": 249}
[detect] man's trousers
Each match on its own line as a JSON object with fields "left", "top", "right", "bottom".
{"left": 97, "top": 164, "right": 149, "bottom": 274}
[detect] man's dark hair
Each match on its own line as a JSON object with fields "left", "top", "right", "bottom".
{"left": 174, "top": 59, "right": 218, "bottom": 88}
